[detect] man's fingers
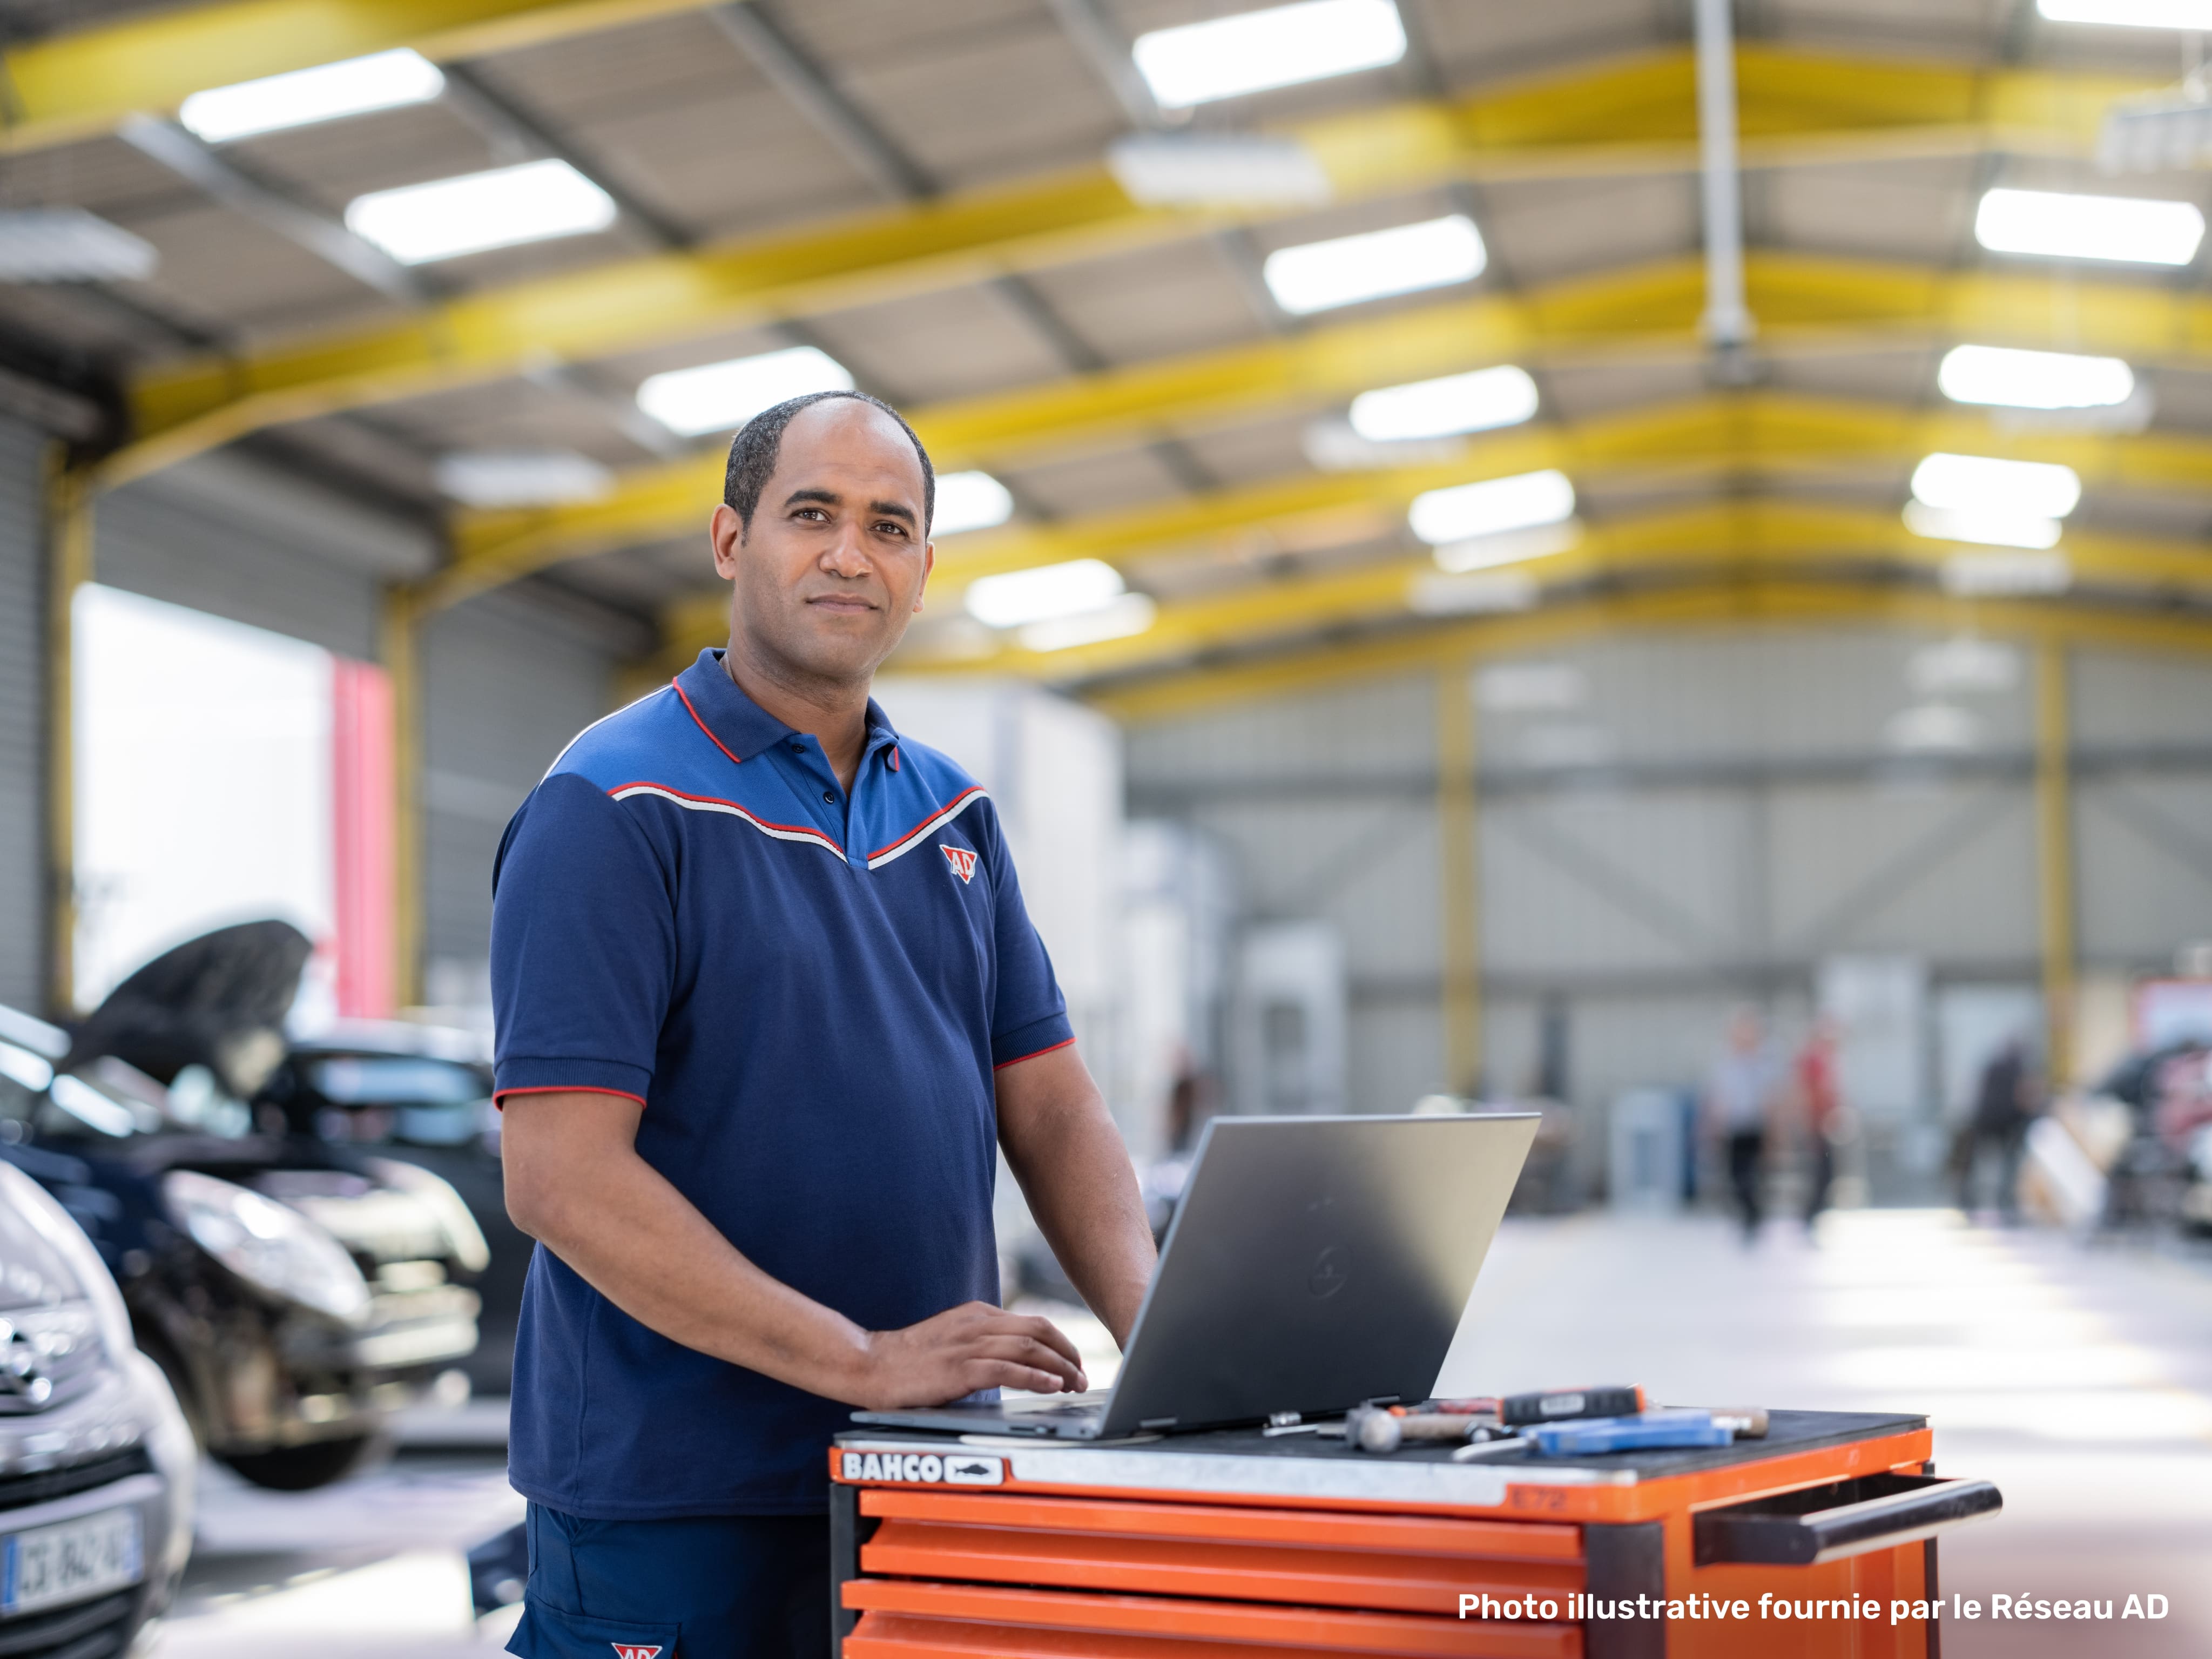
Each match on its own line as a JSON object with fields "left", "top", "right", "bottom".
{"left": 973, "top": 1335, "right": 1085, "bottom": 1387}
{"left": 964, "top": 1360, "right": 1078, "bottom": 1395}
{"left": 1016, "top": 1315, "right": 1085, "bottom": 1368}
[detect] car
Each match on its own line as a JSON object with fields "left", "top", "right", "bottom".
{"left": 0, "top": 922, "right": 485, "bottom": 1491}
{"left": 0, "top": 1153, "right": 195, "bottom": 1656}
{"left": 258, "top": 1022, "right": 526, "bottom": 1397}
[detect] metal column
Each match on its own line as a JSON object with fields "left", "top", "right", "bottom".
{"left": 44, "top": 456, "right": 92, "bottom": 1016}
{"left": 2034, "top": 639, "right": 2076, "bottom": 1087}
{"left": 1438, "top": 660, "right": 1481, "bottom": 1094}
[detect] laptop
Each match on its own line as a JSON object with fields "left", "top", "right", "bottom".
{"left": 852, "top": 1111, "right": 1538, "bottom": 1441}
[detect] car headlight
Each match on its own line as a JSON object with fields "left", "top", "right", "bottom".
{"left": 161, "top": 1170, "right": 372, "bottom": 1324}
{"left": 0, "top": 1161, "right": 134, "bottom": 1366}
{"left": 363, "top": 1158, "right": 491, "bottom": 1273}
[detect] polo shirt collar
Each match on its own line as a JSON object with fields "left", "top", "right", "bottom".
{"left": 675, "top": 649, "right": 902, "bottom": 768}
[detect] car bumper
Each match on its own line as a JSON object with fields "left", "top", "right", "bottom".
{"left": 0, "top": 1359, "right": 194, "bottom": 1656}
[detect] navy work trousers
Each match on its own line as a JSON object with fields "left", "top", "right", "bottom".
{"left": 505, "top": 1501, "right": 830, "bottom": 1659}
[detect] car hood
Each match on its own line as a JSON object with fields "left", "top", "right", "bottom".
{"left": 65, "top": 920, "right": 311, "bottom": 1100}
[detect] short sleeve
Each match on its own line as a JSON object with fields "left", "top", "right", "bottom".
{"left": 981, "top": 819, "right": 1074, "bottom": 1070}
{"left": 490, "top": 774, "right": 676, "bottom": 1104}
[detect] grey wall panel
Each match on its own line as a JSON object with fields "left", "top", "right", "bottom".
{"left": 418, "top": 591, "right": 614, "bottom": 973}
{"left": 1766, "top": 784, "right": 2038, "bottom": 966}
{"left": 2073, "top": 649, "right": 2212, "bottom": 749}
{"left": 1125, "top": 673, "right": 1433, "bottom": 790}
{"left": 0, "top": 417, "right": 45, "bottom": 1011}
{"left": 1483, "top": 790, "right": 1754, "bottom": 977}
{"left": 1186, "top": 798, "right": 1440, "bottom": 979}
{"left": 1346, "top": 1002, "right": 1444, "bottom": 1114}
{"left": 95, "top": 480, "right": 384, "bottom": 660}
{"left": 2076, "top": 775, "right": 2212, "bottom": 966}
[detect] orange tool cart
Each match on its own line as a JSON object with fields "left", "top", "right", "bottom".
{"left": 828, "top": 1411, "right": 2000, "bottom": 1659}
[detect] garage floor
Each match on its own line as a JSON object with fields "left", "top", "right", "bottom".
{"left": 150, "top": 1212, "right": 2211, "bottom": 1657}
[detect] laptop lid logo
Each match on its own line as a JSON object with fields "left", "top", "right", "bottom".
{"left": 1308, "top": 1245, "right": 1350, "bottom": 1298}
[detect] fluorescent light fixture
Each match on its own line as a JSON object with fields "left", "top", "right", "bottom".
{"left": 1263, "top": 214, "right": 1485, "bottom": 316}
{"left": 931, "top": 471, "right": 1015, "bottom": 537}
{"left": 1433, "top": 519, "right": 1582, "bottom": 574}
{"left": 435, "top": 450, "right": 612, "bottom": 508}
{"left": 1105, "top": 134, "right": 1331, "bottom": 207}
{"left": 0, "top": 208, "right": 157, "bottom": 281}
{"left": 1886, "top": 703, "right": 1980, "bottom": 754}
{"left": 346, "top": 159, "right": 615, "bottom": 264}
{"left": 1409, "top": 469, "right": 1575, "bottom": 545}
{"left": 1938, "top": 345, "right": 2134, "bottom": 411}
{"left": 1476, "top": 662, "right": 1586, "bottom": 712}
{"left": 1974, "top": 187, "right": 2205, "bottom": 267}
{"left": 1133, "top": 0, "right": 1406, "bottom": 109}
{"left": 180, "top": 49, "right": 447, "bottom": 143}
{"left": 1940, "top": 550, "right": 2072, "bottom": 597}
{"left": 1910, "top": 453, "right": 2081, "bottom": 519}
{"left": 1903, "top": 503, "right": 2064, "bottom": 550}
{"left": 1020, "top": 594, "right": 1157, "bottom": 653}
{"left": 1910, "top": 637, "right": 2020, "bottom": 696}
{"left": 1350, "top": 366, "right": 1539, "bottom": 442}
{"left": 1408, "top": 570, "right": 1538, "bottom": 616}
{"left": 2038, "top": 0, "right": 2212, "bottom": 25}
{"left": 636, "top": 346, "right": 853, "bottom": 437}
{"left": 1301, "top": 420, "right": 1466, "bottom": 473}
{"left": 965, "top": 559, "right": 1125, "bottom": 629}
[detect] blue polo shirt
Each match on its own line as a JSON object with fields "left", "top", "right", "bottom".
{"left": 490, "top": 650, "right": 1073, "bottom": 1519}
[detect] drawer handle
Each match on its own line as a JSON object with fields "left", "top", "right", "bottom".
{"left": 1694, "top": 1473, "right": 2002, "bottom": 1567}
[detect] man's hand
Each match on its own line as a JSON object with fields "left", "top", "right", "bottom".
{"left": 855, "top": 1302, "right": 1087, "bottom": 1408}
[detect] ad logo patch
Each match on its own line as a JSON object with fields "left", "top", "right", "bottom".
{"left": 610, "top": 1647, "right": 663, "bottom": 1659}
{"left": 941, "top": 845, "right": 978, "bottom": 884}
{"left": 840, "top": 1450, "right": 1003, "bottom": 1486}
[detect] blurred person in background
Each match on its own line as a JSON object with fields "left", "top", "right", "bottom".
{"left": 1796, "top": 1016, "right": 1844, "bottom": 1230}
{"left": 1954, "top": 1037, "right": 2037, "bottom": 1223}
{"left": 1705, "top": 1008, "right": 1781, "bottom": 1244}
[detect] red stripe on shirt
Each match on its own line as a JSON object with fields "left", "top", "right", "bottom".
{"left": 993, "top": 1036, "right": 1075, "bottom": 1072}
{"left": 494, "top": 1084, "right": 647, "bottom": 1109}
{"left": 673, "top": 679, "right": 745, "bottom": 768}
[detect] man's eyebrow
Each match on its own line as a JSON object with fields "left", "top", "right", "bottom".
{"left": 780, "top": 488, "right": 918, "bottom": 528}
{"left": 868, "top": 498, "right": 918, "bottom": 528}
{"left": 781, "top": 488, "right": 839, "bottom": 510}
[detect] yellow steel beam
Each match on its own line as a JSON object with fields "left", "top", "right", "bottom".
{"left": 654, "top": 498, "right": 2212, "bottom": 684}
{"left": 1, "top": 0, "right": 709, "bottom": 153}
{"left": 426, "top": 261, "right": 2212, "bottom": 606}
{"left": 1085, "top": 578, "right": 2212, "bottom": 727}
{"left": 44, "top": 457, "right": 93, "bottom": 1017}
{"left": 114, "top": 46, "right": 2157, "bottom": 480}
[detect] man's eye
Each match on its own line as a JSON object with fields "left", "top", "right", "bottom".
{"left": 874, "top": 521, "right": 908, "bottom": 538}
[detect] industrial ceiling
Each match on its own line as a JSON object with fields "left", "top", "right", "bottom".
{"left": 5, "top": 0, "right": 2210, "bottom": 706}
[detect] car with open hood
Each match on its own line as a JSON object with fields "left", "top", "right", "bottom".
{"left": 0, "top": 922, "right": 483, "bottom": 1490}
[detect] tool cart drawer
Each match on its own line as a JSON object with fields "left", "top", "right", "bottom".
{"left": 857, "top": 1488, "right": 1583, "bottom": 1611}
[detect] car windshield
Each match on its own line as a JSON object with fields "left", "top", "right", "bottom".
{"left": 306, "top": 1056, "right": 493, "bottom": 1149}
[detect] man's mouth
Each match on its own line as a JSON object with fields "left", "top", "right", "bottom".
{"left": 806, "top": 594, "right": 878, "bottom": 613}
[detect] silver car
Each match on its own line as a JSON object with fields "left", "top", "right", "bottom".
{"left": 0, "top": 1158, "right": 194, "bottom": 1656}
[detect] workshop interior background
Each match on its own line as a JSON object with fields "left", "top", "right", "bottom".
{"left": 0, "top": 0, "right": 2210, "bottom": 1654}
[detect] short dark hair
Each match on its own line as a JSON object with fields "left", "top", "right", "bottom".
{"left": 722, "top": 389, "right": 935, "bottom": 535}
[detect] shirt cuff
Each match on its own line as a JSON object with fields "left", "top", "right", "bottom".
{"left": 990, "top": 1013, "right": 1075, "bottom": 1071}
{"left": 494, "top": 1056, "right": 652, "bottom": 1105}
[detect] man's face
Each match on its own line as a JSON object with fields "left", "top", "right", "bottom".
{"left": 712, "top": 399, "right": 933, "bottom": 687}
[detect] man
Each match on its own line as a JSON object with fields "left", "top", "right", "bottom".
{"left": 1705, "top": 1007, "right": 1779, "bottom": 1245}
{"left": 490, "top": 391, "right": 1158, "bottom": 1658}
{"left": 1955, "top": 1037, "right": 2034, "bottom": 1223}
{"left": 1795, "top": 1016, "right": 1843, "bottom": 1230}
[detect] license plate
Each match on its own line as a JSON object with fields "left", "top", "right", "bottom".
{"left": 1, "top": 1507, "right": 143, "bottom": 1618}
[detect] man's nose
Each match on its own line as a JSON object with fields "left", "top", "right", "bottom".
{"left": 821, "top": 525, "right": 872, "bottom": 576}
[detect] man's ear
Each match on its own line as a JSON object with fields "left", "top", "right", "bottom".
{"left": 913, "top": 539, "right": 935, "bottom": 613}
{"left": 710, "top": 503, "right": 745, "bottom": 578}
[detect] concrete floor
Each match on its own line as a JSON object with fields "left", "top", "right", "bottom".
{"left": 146, "top": 1211, "right": 2211, "bottom": 1657}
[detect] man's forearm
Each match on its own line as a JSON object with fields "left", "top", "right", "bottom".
{"left": 508, "top": 1114, "right": 873, "bottom": 1398}
{"left": 998, "top": 1052, "right": 1157, "bottom": 1346}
